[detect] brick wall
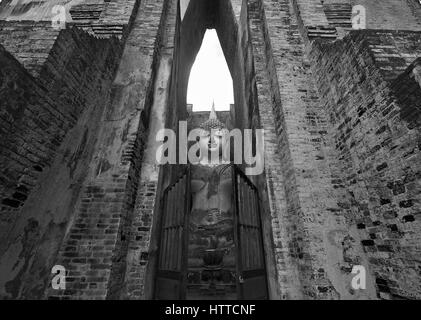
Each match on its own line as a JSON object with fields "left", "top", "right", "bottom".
{"left": 362, "top": 30, "right": 421, "bottom": 82}
{"left": 68, "top": 0, "right": 141, "bottom": 39}
{"left": 0, "top": 0, "right": 141, "bottom": 40}
{"left": 247, "top": 0, "right": 379, "bottom": 300}
{"left": 0, "top": 21, "right": 60, "bottom": 77}
{"left": 310, "top": 30, "right": 421, "bottom": 299}
{"left": 353, "top": 0, "right": 421, "bottom": 31}
{"left": 115, "top": 0, "right": 180, "bottom": 300}
{"left": 0, "top": 25, "right": 122, "bottom": 299}
{"left": 120, "top": 181, "right": 157, "bottom": 299}
{"left": 290, "top": 0, "right": 421, "bottom": 45}
{"left": 322, "top": 0, "right": 421, "bottom": 31}
{"left": 248, "top": 0, "right": 305, "bottom": 299}
{"left": 48, "top": 0, "right": 170, "bottom": 300}
{"left": 38, "top": 27, "right": 121, "bottom": 125}
{"left": 0, "top": 44, "right": 57, "bottom": 240}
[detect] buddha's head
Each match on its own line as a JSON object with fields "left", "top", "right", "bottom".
{"left": 198, "top": 103, "right": 229, "bottom": 164}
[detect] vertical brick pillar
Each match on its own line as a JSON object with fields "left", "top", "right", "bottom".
{"left": 121, "top": 181, "right": 157, "bottom": 299}
{"left": 247, "top": 0, "right": 377, "bottom": 299}
{"left": 248, "top": 0, "right": 305, "bottom": 299}
{"left": 119, "top": 0, "right": 179, "bottom": 300}
{"left": 48, "top": 0, "right": 167, "bottom": 300}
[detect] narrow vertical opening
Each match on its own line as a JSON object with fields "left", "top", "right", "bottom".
{"left": 187, "top": 29, "right": 234, "bottom": 111}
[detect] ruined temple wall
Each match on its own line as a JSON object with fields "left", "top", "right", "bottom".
{"left": 0, "top": 28, "right": 121, "bottom": 298}
{"left": 0, "top": 0, "right": 137, "bottom": 25}
{"left": 310, "top": 30, "right": 421, "bottom": 299}
{"left": 236, "top": 0, "right": 255, "bottom": 131}
{"left": 260, "top": 0, "right": 421, "bottom": 299}
{"left": 0, "top": 26, "right": 120, "bottom": 237}
{"left": 0, "top": 21, "right": 60, "bottom": 77}
{"left": 116, "top": 0, "right": 180, "bottom": 300}
{"left": 0, "top": 0, "right": 145, "bottom": 262}
{"left": 247, "top": 0, "right": 305, "bottom": 299}
{"left": 248, "top": 0, "right": 340, "bottom": 299}
{"left": 230, "top": 0, "right": 283, "bottom": 299}
{"left": 291, "top": 0, "right": 421, "bottom": 44}
{"left": 0, "top": 0, "right": 141, "bottom": 39}
{"left": 37, "top": 27, "right": 121, "bottom": 125}
{"left": 361, "top": 30, "right": 421, "bottom": 82}
{"left": 324, "top": 0, "right": 421, "bottom": 30}
{"left": 0, "top": 45, "right": 58, "bottom": 243}
{"left": 248, "top": 0, "right": 380, "bottom": 299}
{"left": 97, "top": 0, "right": 138, "bottom": 25}
{"left": 352, "top": 0, "right": 421, "bottom": 31}
{"left": 93, "top": 0, "right": 141, "bottom": 38}
{"left": 48, "top": 0, "right": 172, "bottom": 300}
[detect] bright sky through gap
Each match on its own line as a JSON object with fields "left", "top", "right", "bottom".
{"left": 187, "top": 29, "right": 234, "bottom": 111}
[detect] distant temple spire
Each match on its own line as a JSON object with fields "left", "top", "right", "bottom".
{"left": 200, "top": 100, "right": 225, "bottom": 131}
{"left": 209, "top": 100, "right": 217, "bottom": 120}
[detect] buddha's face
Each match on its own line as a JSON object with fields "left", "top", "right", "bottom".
{"left": 198, "top": 129, "right": 225, "bottom": 153}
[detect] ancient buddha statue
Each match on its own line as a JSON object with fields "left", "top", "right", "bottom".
{"left": 187, "top": 103, "right": 236, "bottom": 299}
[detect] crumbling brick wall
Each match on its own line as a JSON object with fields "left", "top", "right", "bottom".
{"left": 0, "top": 24, "right": 122, "bottom": 298}
{"left": 0, "top": 44, "right": 58, "bottom": 240}
{"left": 47, "top": 0, "right": 170, "bottom": 300}
{"left": 310, "top": 30, "right": 421, "bottom": 299}
{"left": 0, "top": 21, "right": 60, "bottom": 77}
